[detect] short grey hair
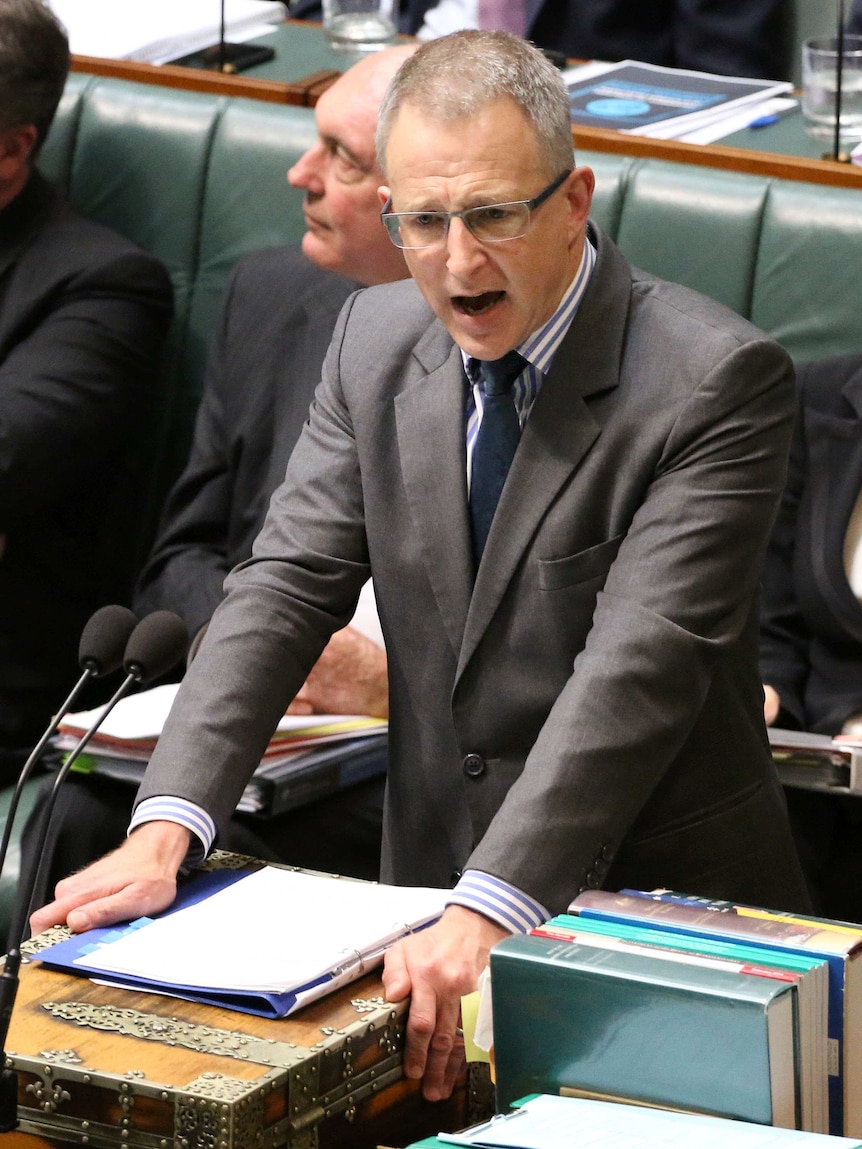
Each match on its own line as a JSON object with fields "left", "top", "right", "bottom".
{"left": 376, "top": 30, "right": 573, "bottom": 178}
{"left": 0, "top": 0, "right": 69, "bottom": 151}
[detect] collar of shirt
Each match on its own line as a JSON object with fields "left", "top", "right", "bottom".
{"left": 464, "top": 236, "right": 596, "bottom": 433}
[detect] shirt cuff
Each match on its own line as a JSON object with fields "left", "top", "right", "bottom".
{"left": 128, "top": 796, "right": 216, "bottom": 868}
{"left": 446, "top": 869, "right": 549, "bottom": 933}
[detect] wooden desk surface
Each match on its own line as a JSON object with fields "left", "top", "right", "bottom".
{"left": 4, "top": 939, "right": 472, "bottom": 1148}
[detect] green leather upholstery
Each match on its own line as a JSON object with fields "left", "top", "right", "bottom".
{"left": 752, "top": 181, "right": 862, "bottom": 363}
{"left": 581, "top": 151, "right": 862, "bottom": 365}
{"left": 40, "top": 78, "right": 319, "bottom": 533}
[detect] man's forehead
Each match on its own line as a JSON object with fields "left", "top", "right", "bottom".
{"left": 315, "top": 81, "right": 378, "bottom": 163}
{"left": 384, "top": 100, "right": 545, "bottom": 186}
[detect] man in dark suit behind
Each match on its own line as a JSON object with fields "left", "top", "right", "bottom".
{"left": 0, "top": 0, "right": 172, "bottom": 775}
{"left": 33, "top": 31, "right": 810, "bottom": 1103}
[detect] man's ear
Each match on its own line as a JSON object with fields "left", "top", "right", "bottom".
{"left": 565, "top": 165, "right": 595, "bottom": 234}
{"left": 0, "top": 124, "right": 38, "bottom": 185}
{"left": 378, "top": 185, "right": 391, "bottom": 208}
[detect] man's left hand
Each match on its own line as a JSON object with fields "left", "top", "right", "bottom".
{"left": 382, "top": 904, "right": 508, "bottom": 1100}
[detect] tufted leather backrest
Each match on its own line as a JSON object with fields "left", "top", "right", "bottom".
{"left": 39, "top": 77, "right": 318, "bottom": 530}
{"left": 586, "top": 154, "right": 862, "bottom": 366}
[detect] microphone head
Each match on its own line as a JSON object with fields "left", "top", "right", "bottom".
{"left": 78, "top": 605, "right": 139, "bottom": 677}
{"left": 123, "top": 611, "right": 189, "bottom": 685}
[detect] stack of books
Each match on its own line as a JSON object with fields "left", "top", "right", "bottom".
{"left": 490, "top": 890, "right": 862, "bottom": 1138}
{"left": 55, "top": 682, "right": 388, "bottom": 819}
{"left": 768, "top": 727, "right": 862, "bottom": 795}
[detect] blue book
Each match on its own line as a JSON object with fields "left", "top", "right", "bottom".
{"left": 490, "top": 932, "right": 800, "bottom": 1126}
{"left": 37, "top": 868, "right": 316, "bottom": 1018}
{"left": 39, "top": 865, "right": 444, "bottom": 1019}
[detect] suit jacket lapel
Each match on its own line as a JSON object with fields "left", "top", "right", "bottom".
{"left": 396, "top": 333, "right": 474, "bottom": 657}
{"left": 458, "top": 229, "right": 631, "bottom": 676}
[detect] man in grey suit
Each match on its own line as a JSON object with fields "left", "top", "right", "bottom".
{"left": 33, "top": 31, "right": 810, "bottom": 1103}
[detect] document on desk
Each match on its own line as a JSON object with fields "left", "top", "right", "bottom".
{"left": 438, "top": 1094, "right": 862, "bottom": 1148}
{"left": 40, "top": 866, "right": 446, "bottom": 1018}
{"left": 48, "top": 0, "right": 286, "bottom": 64}
{"left": 563, "top": 59, "right": 793, "bottom": 140}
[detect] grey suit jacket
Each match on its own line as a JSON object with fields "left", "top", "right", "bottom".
{"left": 138, "top": 225, "right": 810, "bottom": 915}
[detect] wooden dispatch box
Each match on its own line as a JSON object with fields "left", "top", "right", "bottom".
{"left": 4, "top": 856, "right": 477, "bottom": 1149}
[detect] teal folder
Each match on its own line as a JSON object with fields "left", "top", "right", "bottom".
{"left": 490, "top": 932, "right": 799, "bottom": 1126}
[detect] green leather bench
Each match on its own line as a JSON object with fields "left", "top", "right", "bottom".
{"left": 4, "top": 75, "right": 860, "bottom": 940}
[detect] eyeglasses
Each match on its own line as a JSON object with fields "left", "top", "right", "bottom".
{"left": 380, "top": 170, "right": 572, "bottom": 250}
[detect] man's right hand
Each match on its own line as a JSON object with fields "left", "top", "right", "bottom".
{"left": 763, "top": 683, "right": 780, "bottom": 726}
{"left": 29, "top": 820, "right": 191, "bottom": 937}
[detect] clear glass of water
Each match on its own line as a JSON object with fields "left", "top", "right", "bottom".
{"left": 801, "top": 34, "right": 862, "bottom": 140}
{"left": 322, "top": 0, "right": 396, "bottom": 51}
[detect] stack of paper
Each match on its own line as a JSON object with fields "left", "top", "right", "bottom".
{"left": 564, "top": 59, "right": 795, "bottom": 144}
{"left": 40, "top": 865, "right": 447, "bottom": 1017}
{"left": 768, "top": 727, "right": 862, "bottom": 794}
{"left": 433, "top": 1094, "right": 862, "bottom": 1148}
{"left": 48, "top": 0, "right": 286, "bottom": 65}
{"left": 54, "top": 682, "right": 388, "bottom": 818}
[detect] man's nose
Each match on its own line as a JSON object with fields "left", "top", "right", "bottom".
{"left": 287, "top": 143, "right": 326, "bottom": 193}
{"left": 445, "top": 216, "right": 486, "bottom": 277}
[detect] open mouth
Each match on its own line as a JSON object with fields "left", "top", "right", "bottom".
{"left": 453, "top": 291, "right": 505, "bottom": 316}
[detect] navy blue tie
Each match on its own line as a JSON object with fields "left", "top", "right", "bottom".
{"left": 469, "top": 350, "right": 526, "bottom": 564}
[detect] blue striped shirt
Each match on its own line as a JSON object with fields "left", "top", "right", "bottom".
{"left": 132, "top": 238, "right": 597, "bottom": 928}
{"left": 465, "top": 238, "right": 595, "bottom": 490}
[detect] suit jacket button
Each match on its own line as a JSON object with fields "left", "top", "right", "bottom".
{"left": 463, "top": 753, "right": 486, "bottom": 778}
{"left": 449, "top": 870, "right": 463, "bottom": 886}
{"left": 586, "top": 870, "right": 601, "bottom": 888}
{"left": 600, "top": 844, "right": 615, "bottom": 861}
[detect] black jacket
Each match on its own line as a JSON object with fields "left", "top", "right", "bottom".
{"left": 0, "top": 171, "right": 172, "bottom": 749}
{"left": 760, "top": 353, "right": 862, "bottom": 734}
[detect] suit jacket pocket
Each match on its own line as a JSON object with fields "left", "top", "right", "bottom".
{"left": 538, "top": 534, "right": 624, "bottom": 591}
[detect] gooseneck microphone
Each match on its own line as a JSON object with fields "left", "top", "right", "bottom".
{"left": 0, "top": 609, "right": 188, "bottom": 1133}
{"left": 835, "top": 0, "right": 846, "bottom": 160}
{"left": 0, "top": 604, "right": 137, "bottom": 887}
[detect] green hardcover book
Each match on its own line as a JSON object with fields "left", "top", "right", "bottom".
{"left": 534, "top": 914, "right": 829, "bottom": 1133}
{"left": 490, "top": 932, "right": 799, "bottom": 1126}
{"left": 569, "top": 888, "right": 862, "bottom": 1137}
